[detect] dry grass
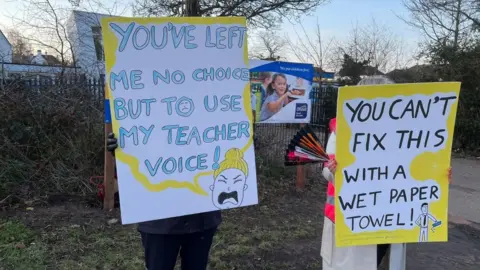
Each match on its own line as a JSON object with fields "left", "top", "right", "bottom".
{"left": 0, "top": 80, "right": 104, "bottom": 200}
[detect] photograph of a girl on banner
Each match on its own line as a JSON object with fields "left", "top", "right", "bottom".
{"left": 250, "top": 60, "right": 314, "bottom": 124}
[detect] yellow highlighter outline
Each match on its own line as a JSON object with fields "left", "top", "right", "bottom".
{"left": 102, "top": 16, "right": 252, "bottom": 196}
{"left": 334, "top": 82, "right": 460, "bottom": 246}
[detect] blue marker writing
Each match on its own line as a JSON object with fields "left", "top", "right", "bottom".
{"left": 212, "top": 146, "right": 220, "bottom": 170}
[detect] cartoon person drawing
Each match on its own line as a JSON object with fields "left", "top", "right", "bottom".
{"left": 416, "top": 202, "right": 441, "bottom": 242}
{"left": 210, "top": 148, "right": 248, "bottom": 210}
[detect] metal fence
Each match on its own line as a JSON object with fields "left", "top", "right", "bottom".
{"left": 254, "top": 85, "right": 338, "bottom": 171}
{"left": 1, "top": 76, "right": 104, "bottom": 104}
{"left": 6, "top": 77, "right": 339, "bottom": 171}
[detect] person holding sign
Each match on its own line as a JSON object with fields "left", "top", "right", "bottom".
{"left": 101, "top": 16, "right": 259, "bottom": 270}
{"left": 320, "top": 75, "right": 453, "bottom": 270}
{"left": 106, "top": 133, "right": 220, "bottom": 270}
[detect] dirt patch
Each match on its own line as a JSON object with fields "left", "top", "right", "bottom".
{"left": 2, "top": 167, "right": 480, "bottom": 269}
{"left": 0, "top": 171, "right": 327, "bottom": 270}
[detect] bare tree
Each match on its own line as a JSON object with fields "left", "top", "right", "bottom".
{"left": 133, "top": 0, "right": 331, "bottom": 28}
{"left": 68, "top": 0, "right": 130, "bottom": 16}
{"left": 400, "top": 0, "right": 477, "bottom": 51}
{"left": 7, "top": 30, "right": 33, "bottom": 64}
{"left": 10, "top": 0, "right": 79, "bottom": 71}
{"left": 335, "top": 19, "right": 405, "bottom": 74}
{"left": 400, "top": 0, "right": 480, "bottom": 81}
{"left": 285, "top": 20, "right": 335, "bottom": 70}
{"left": 250, "top": 30, "right": 285, "bottom": 60}
{"left": 390, "top": 38, "right": 416, "bottom": 71}
{"left": 362, "top": 19, "right": 405, "bottom": 72}
{"left": 436, "top": 0, "right": 480, "bottom": 30}
{"left": 8, "top": 0, "right": 126, "bottom": 77}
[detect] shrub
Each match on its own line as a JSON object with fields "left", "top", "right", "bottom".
{"left": 0, "top": 79, "right": 104, "bottom": 200}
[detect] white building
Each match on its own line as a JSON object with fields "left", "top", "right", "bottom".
{"left": 1, "top": 9, "right": 106, "bottom": 79}
{"left": 66, "top": 10, "right": 112, "bottom": 77}
{"left": 0, "top": 29, "right": 80, "bottom": 79}
{"left": 0, "top": 30, "right": 13, "bottom": 63}
{"left": 1, "top": 63, "right": 78, "bottom": 80}
{"left": 31, "top": 50, "right": 49, "bottom": 65}
{"left": 0, "top": 47, "right": 78, "bottom": 79}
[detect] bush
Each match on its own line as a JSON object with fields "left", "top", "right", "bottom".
{"left": 454, "top": 86, "right": 480, "bottom": 153}
{"left": 0, "top": 80, "right": 104, "bottom": 200}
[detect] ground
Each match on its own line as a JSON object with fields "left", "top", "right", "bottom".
{"left": 1, "top": 158, "right": 479, "bottom": 269}
{"left": 405, "top": 157, "right": 480, "bottom": 269}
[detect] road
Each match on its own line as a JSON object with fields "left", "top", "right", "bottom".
{"left": 449, "top": 158, "right": 480, "bottom": 224}
{"left": 406, "top": 158, "right": 480, "bottom": 269}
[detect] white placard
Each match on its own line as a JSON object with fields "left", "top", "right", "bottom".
{"left": 102, "top": 17, "right": 258, "bottom": 224}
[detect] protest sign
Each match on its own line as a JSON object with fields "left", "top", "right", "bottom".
{"left": 101, "top": 17, "right": 258, "bottom": 224}
{"left": 250, "top": 60, "right": 314, "bottom": 123}
{"left": 334, "top": 82, "right": 461, "bottom": 247}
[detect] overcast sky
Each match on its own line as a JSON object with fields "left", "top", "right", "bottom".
{"left": 0, "top": 0, "right": 425, "bottom": 71}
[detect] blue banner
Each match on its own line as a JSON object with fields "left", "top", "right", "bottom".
{"left": 250, "top": 61, "right": 314, "bottom": 81}
{"left": 250, "top": 59, "right": 314, "bottom": 124}
{"left": 104, "top": 99, "right": 112, "bottom": 124}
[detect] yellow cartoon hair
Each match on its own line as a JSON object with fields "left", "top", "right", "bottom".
{"left": 213, "top": 148, "right": 248, "bottom": 179}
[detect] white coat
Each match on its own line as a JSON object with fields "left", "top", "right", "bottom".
{"left": 321, "top": 127, "right": 407, "bottom": 270}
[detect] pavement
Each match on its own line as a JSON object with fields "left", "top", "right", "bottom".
{"left": 406, "top": 158, "right": 480, "bottom": 269}
{"left": 448, "top": 158, "right": 480, "bottom": 224}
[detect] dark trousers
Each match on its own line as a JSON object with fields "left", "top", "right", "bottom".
{"left": 140, "top": 228, "right": 216, "bottom": 270}
{"left": 377, "top": 244, "right": 390, "bottom": 266}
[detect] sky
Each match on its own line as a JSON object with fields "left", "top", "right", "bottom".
{"left": 295, "top": 0, "right": 422, "bottom": 40}
{"left": 0, "top": 0, "right": 425, "bottom": 71}
{"left": 279, "top": 0, "right": 426, "bottom": 70}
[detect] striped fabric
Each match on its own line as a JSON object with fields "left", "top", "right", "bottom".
{"left": 324, "top": 154, "right": 336, "bottom": 222}
{"left": 324, "top": 117, "right": 337, "bottom": 223}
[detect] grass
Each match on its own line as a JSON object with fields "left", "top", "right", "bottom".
{"left": 0, "top": 165, "right": 326, "bottom": 270}
{"left": 0, "top": 220, "right": 144, "bottom": 270}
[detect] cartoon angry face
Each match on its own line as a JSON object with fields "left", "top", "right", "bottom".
{"left": 210, "top": 168, "right": 248, "bottom": 209}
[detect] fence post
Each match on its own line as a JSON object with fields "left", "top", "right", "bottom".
{"left": 296, "top": 123, "right": 306, "bottom": 189}
{"left": 103, "top": 76, "right": 115, "bottom": 210}
{"left": 296, "top": 164, "right": 306, "bottom": 189}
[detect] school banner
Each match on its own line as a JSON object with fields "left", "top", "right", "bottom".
{"left": 334, "top": 82, "right": 461, "bottom": 247}
{"left": 250, "top": 60, "right": 314, "bottom": 123}
{"left": 101, "top": 17, "right": 258, "bottom": 224}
